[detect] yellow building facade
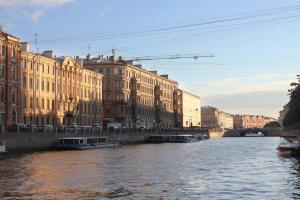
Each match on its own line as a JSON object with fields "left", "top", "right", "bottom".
{"left": 21, "top": 49, "right": 103, "bottom": 126}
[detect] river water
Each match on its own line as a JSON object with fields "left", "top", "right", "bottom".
{"left": 1, "top": 137, "right": 300, "bottom": 199}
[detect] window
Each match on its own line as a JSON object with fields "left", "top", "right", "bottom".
{"left": 29, "top": 61, "right": 33, "bottom": 70}
{"left": 30, "top": 97, "right": 33, "bottom": 109}
{"left": 30, "top": 78, "right": 33, "bottom": 89}
{"left": 47, "top": 81, "right": 50, "bottom": 92}
{"left": 0, "top": 64, "right": 5, "bottom": 78}
{"left": 41, "top": 80, "right": 44, "bottom": 91}
{"left": 12, "top": 67, "right": 16, "bottom": 79}
{"left": 47, "top": 99, "right": 50, "bottom": 110}
{"left": 0, "top": 45, "right": 5, "bottom": 55}
{"left": 0, "top": 87, "right": 4, "bottom": 102}
{"left": 23, "top": 60, "right": 27, "bottom": 69}
{"left": 52, "top": 100, "right": 55, "bottom": 111}
{"left": 42, "top": 98, "right": 44, "bottom": 109}
{"left": 24, "top": 97, "right": 27, "bottom": 108}
{"left": 23, "top": 77, "right": 26, "bottom": 89}
{"left": 11, "top": 48, "right": 16, "bottom": 58}
{"left": 52, "top": 82, "right": 55, "bottom": 92}
{"left": 11, "top": 90, "right": 16, "bottom": 104}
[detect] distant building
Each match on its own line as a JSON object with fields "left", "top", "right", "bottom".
{"left": 83, "top": 54, "right": 179, "bottom": 128}
{"left": 233, "top": 114, "right": 275, "bottom": 129}
{"left": 0, "top": 29, "right": 22, "bottom": 131}
{"left": 218, "top": 111, "right": 233, "bottom": 129}
{"left": 201, "top": 106, "right": 219, "bottom": 128}
{"left": 179, "top": 90, "right": 201, "bottom": 127}
{"left": 201, "top": 106, "right": 233, "bottom": 129}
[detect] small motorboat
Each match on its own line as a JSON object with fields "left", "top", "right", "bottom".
{"left": 277, "top": 136, "right": 300, "bottom": 156}
{"left": 244, "top": 132, "right": 264, "bottom": 137}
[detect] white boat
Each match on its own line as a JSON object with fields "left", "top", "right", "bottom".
{"left": 277, "top": 136, "right": 300, "bottom": 156}
{"left": 55, "top": 137, "right": 119, "bottom": 150}
{"left": 244, "top": 132, "right": 264, "bottom": 137}
{"left": 0, "top": 141, "right": 6, "bottom": 153}
{"left": 147, "top": 135, "right": 203, "bottom": 143}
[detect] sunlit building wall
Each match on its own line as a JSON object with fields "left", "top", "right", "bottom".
{"left": 21, "top": 47, "right": 103, "bottom": 126}
{"left": 180, "top": 90, "right": 201, "bottom": 127}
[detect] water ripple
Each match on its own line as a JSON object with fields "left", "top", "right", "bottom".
{"left": 1, "top": 137, "right": 300, "bottom": 199}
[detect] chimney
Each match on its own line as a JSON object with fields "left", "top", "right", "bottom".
{"left": 161, "top": 74, "right": 168, "bottom": 79}
{"left": 149, "top": 70, "right": 157, "bottom": 75}
{"left": 20, "top": 42, "right": 29, "bottom": 52}
{"left": 42, "top": 50, "right": 55, "bottom": 58}
{"left": 0, "top": 25, "right": 2, "bottom": 33}
{"left": 86, "top": 53, "right": 92, "bottom": 60}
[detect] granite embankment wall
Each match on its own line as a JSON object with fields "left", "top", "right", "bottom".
{"left": 0, "top": 132, "right": 151, "bottom": 152}
{"left": 223, "top": 128, "right": 288, "bottom": 137}
{"left": 0, "top": 129, "right": 208, "bottom": 152}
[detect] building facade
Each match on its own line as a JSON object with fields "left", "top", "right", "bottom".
{"left": 201, "top": 106, "right": 233, "bottom": 129}
{"left": 218, "top": 111, "right": 233, "bottom": 129}
{"left": 21, "top": 48, "right": 103, "bottom": 126}
{"left": 201, "top": 106, "right": 219, "bottom": 128}
{"left": 233, "top": 114, "right": 275, "bottom": 129}
{"left": 0, "top": 29, "right": 22, "bottom": 131}
{"left": 180, "top": 90, "right": 201, "bottom": 127}
{"left": 83, "top": 55, "right": 179, "bottom": 128}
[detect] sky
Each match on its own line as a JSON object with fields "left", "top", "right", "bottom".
{"left": 1, "top": 0, "right": 299, "bottom": 118}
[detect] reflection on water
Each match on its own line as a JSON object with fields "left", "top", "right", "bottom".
{"left": 1, "top": 138, "right": 300, "bottom": 199}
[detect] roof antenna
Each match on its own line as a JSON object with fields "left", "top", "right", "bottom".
{"left": 87, "top": 44, "right": 91, "bottom": 54}
{"left": 112, "top": 48, "right": 116, "bottom": 57}
{"left": 34, "top": 33, "right": 39, "bottom": 53}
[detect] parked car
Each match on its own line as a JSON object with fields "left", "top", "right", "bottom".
{"left": 7, "top": 124, "right": 28, "bottom": 132}
{"left": 43, "top": 125, "right": 54, "bottom": 133}
{"left": 27, "top": 124, "right": 38, "bottom": 132}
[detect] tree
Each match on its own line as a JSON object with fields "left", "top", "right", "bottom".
{"left": 283, "top": 75, "right": 300, "bottom": 127}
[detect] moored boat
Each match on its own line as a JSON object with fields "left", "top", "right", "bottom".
{"left": 244, "top": 132, "right": 264, "bottom": 137}
{"left": 277, "top": 136, "right": 300, "bottom": 156}
{"left": 147, "top": 135, "right": 205, "bottom": 143}
{"left": 55, "top": 137, "right": 119, "bottom": 150}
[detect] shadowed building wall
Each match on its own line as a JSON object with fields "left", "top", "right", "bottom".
{"left": 83, "top": 54, "right": 178, "bottom": 128}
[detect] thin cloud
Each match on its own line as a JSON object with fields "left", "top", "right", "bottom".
{"left": 97, "top": 6, "right": 113, "bottom": 18}
{"left": 0, "top": 0, "right": 74, "bottom": 22}
{"left": 31, "top": 10, "right": 44, "bottom": 22}
{"left": 0, "top": 0, "right": 74, "bottom": 8}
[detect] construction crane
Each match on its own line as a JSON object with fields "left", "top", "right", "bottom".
{"left": 125, "top": 53, "right": 214, "bottom": 62}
